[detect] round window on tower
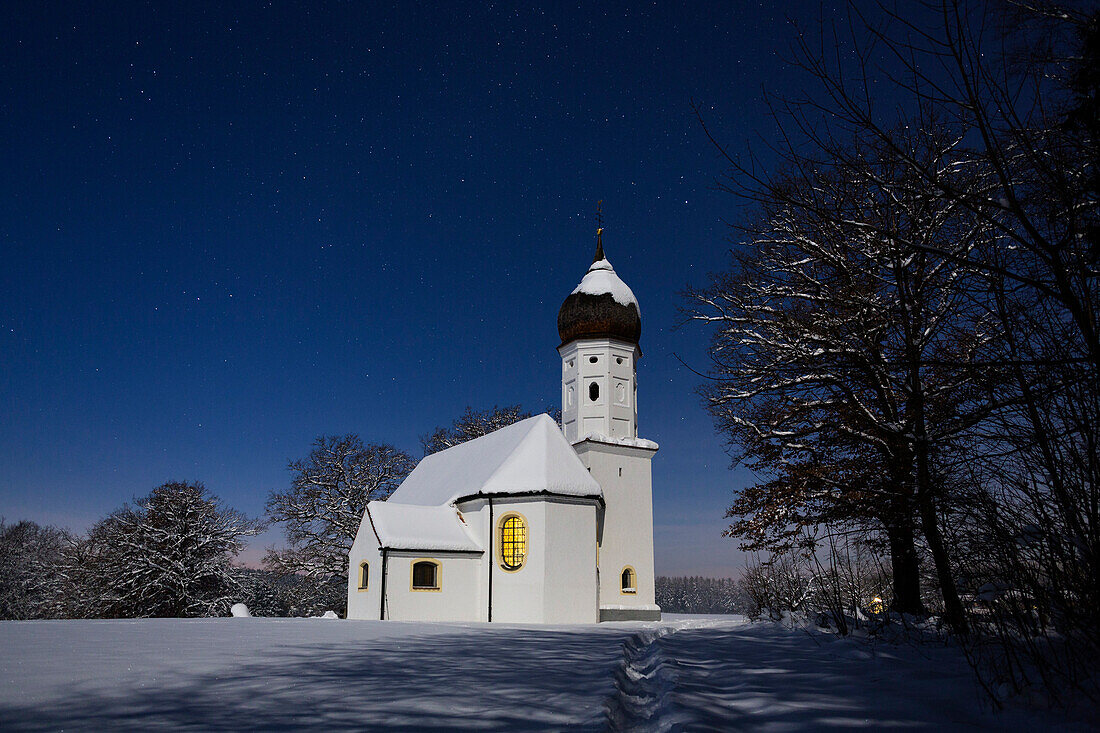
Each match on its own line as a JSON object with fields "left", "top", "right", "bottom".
{"left": 589, "top": 356, "right": 598, "bottom": 364}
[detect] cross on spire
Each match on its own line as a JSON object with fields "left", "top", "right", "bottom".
{"left": 593, "top": 200, "right": 605, "bottom": 263}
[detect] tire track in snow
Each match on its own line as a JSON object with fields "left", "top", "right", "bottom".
{"left": 604, "top": 625, "right": 681, "bottom": 732}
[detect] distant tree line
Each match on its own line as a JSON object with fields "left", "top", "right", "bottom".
{"left": 685, "top": 0, "right": 1099, "bottom": 705}
{"left": 655, "top": 576, "right": 747, "bottom": 615}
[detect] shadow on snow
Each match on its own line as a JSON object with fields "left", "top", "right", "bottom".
{"left": 657, "top": 624, "right": 1004, "bottom": 731}
{"left": 0, "top": 626, "right": 630, "bottom": 732}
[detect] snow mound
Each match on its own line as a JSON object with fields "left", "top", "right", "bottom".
{"left": 575, "top": 432, "right": 659, "bottom": 450}
{"left": 318, "top": 611, "right": 339, "bottom": 619}
{"left": 572, "top": 258, "right": 639, "bottom": 311}
{"left": 230, "top": 603, "right": 251, "bottom": 618}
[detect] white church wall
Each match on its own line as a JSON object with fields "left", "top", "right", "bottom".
{"left": 456, "top": 498, "right": 489, "bottom": 547}
{"left": 574, "top": 441, "right": 658, "bottom": 613}
{"left": 347, "top": 514, "right": 383, "bottom": 620}
{"left": 383, "top": 551, "right": 483, "bottom": 622}
{"left": 541, "top": 500, "right": 600, "bottom": 623}
{"left": 346, "top": 545, "right": 382, "bottom": 620}
{"left": 457, "top": 496, "right": 599, "bottom": 623}
{"left": 486, "top": 498, "right": 546, "bottom": 623}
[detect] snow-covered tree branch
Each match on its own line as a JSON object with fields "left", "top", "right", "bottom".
{"left": 264, "top": 436, "right": 414, "bottom": 614}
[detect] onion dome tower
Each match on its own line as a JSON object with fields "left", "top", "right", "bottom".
{"left": 557, "top": 225, "right": 641, "bottom": 444}
{"left": 557, "top": 212, "right": 661, "bottom": 622}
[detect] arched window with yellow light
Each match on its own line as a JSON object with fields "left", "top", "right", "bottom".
{"left": 621, "top": 566, "right": 637, "bottom": 594}
{"left": 497, "top": 512, "right": 528, "bottom": 572}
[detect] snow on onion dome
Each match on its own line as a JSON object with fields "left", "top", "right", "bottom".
{"left": 557, "top": 229, "right": 642, "bottom": 346}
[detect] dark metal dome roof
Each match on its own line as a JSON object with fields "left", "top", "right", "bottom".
{"left": 557, "top": 233, "right": 641, "bottom": 347}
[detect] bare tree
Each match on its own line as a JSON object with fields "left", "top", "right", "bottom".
{"left": 686, "top": 126, "right": 992, "bottom": 631}
{"left": 0, "top": 519, "right": 70, "bottom": 619}
{"left": 806, "top": 526, "right": 893, "bottom": 634}
{"left": 691, "top": 0, "right": 1099, "bottom": 701}
{"left": 738, "top": 553, "right": 819, "bottom": 621}
{"left": 803, "top": 0, "right": 1100, "bottom": 699}
{"left": 265, "top": 436, "right": 414, "bottom": 614}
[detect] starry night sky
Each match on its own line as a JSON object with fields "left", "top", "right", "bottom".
{"left": 1, "top": 2, "right": 837, "bottom": 575}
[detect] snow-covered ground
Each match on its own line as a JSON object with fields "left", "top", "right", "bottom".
{"left": 0, "top": 615, "right": 1089, "bottom": 731}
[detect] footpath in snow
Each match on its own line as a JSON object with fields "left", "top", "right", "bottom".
{"left": 0, "top": 615, "right": 1091, "bottom": 731}
{"left": 612, "top": 615, "right": 1091, "bottom": 731}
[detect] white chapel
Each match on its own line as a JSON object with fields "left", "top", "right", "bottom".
{"left": 347, "top": 230, "right": 661, "bottom": 623}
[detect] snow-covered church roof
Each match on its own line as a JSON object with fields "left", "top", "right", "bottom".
{"left": 387, "top": 413, "right": 602, "bottom": 507}
{"left": 366, "top": 502, "right": 482, "bottom": 552}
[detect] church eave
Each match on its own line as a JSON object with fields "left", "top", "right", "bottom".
{"left": 571, "top": 438, "right": 659, "bottom": 455}
{"left": 380, "top": 546, "right": 484, "bottom": 555}
{"left": 452, "top": 490, "right": 605, "bottom": 508}
{"left": 557, "top": 334, "right": 644, "bottom": 355}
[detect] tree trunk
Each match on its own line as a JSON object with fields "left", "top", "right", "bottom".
{"left": 916, "top": 483, "right": 968, "bottom": 634}
{"left": 885, "top": 516, "right": 924, "bottom": 615}
{"left": 908, "top": 336, "right": 969, "bottom": 635}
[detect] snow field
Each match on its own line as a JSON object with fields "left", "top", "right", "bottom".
{"left": 652, "top": 615, "right": 1091, "bottom": 731}
{"left": 0, "top": 618, "right": 634, "bottom": 731}
{"left": 0, "top": 615, "right": 1091, "bottom": 731}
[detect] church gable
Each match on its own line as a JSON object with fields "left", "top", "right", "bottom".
{"left": 388, "top": 414, "right": 601, "bottom": 507}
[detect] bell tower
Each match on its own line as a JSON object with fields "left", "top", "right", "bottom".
{"left": 557, "top": 226, "right": 641, "bottom": 443}
{"left": 556, "top": 215, "right": 661, "bottom": 622}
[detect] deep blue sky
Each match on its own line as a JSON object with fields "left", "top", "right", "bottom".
{"left": 1, "top": 2, "right": 839, "bottom": 575}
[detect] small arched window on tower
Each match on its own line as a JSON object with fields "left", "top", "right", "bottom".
{"left": 589, "top": 382, "right": 600, "bottom": 402}
{"left": 621, "top": 566, "right": 637, "bottom": 594}
{"left": 498, "top": 513, "right": 528, "bottom": 571}
{"left": 358, "top": 561, "right": 369, "bottom": 591}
